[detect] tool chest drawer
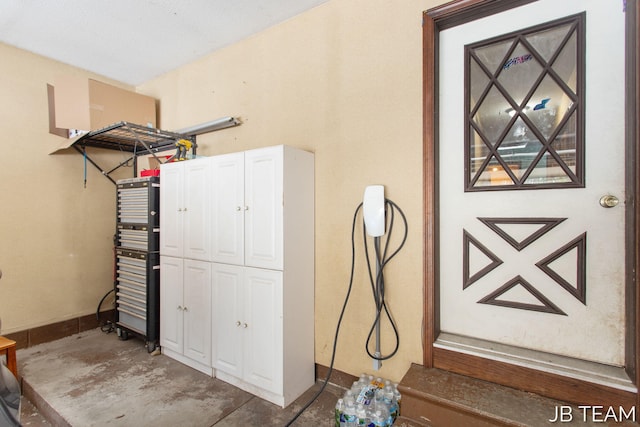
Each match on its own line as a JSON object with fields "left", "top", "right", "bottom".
{"left": 117, "top": 177, "right": 159, "bottom": 226}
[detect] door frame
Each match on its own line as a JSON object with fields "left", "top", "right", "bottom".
{"left": 422, "top": 0, "right": 640, "bottom": 406}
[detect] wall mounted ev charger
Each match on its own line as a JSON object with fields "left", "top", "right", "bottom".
{"left": 363, "top": 185, "right": 386, "bottom": 237}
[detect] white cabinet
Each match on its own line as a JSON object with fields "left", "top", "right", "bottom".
{"left": 210, "top": 152, "right": 245, "bottom": 266}
{"left": 212, "top": 263, "right": 314, "bottom": 408}
{"left": 210, "top": 145, "right": 315, "bottom": 408}
{"left": 160, "top": 158, "right": 211, "bottom": 261}
{"left": 160, "top": 158, "right": 213, "bottom": 374}
{"left": 160, "top": 145, "right": 314, "bottom": 408}
{"left": 212, "top": 264, "right": 283, "bottom": 394}
{"left": 160, "top": 256, "right": 212, "bottom": 375}
{"left": 212, "top": 145, "right": 305, "bottom": 270}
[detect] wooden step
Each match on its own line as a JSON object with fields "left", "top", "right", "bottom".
{"left": 397, "top": 364, "right": 637, "bottom": 426}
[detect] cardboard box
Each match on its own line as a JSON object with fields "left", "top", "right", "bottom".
{"left": 49, "top": 75, "right": 157, "bottom": 136}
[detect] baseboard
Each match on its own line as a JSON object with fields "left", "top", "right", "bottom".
{"left": 4, "top": 309, "right": 116, "bottom": 350}
{"left": 315, "top": 363, "right": 358, "bottom": 390}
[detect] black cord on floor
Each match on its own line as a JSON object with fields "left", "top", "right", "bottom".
{"left": 97, "top": 288, "right": 115, "bottom": 333}
{"left": 98, "top": 244, "right": 118, "bottom": 333}
{"left": 284, "top": 203, "right": 363, "bottom": 426}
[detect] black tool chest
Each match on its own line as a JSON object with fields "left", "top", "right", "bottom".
{"left": 114, "top": 176, "right": 160, "bottom": 352}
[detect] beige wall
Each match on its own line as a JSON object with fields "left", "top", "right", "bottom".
{"left": 139, "top": 0, "right": 434, "bottom": 381}
{"left": 0, "top": 43, "right": 135, "bottom": 333}
{"left": 1, "top": 0, "right": 441, "bottom": 383}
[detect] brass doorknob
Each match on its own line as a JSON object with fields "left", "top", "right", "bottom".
{"left": 599, "top": 195, "right": 619, "bottom": 208}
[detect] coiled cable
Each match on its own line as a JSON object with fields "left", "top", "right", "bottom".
{"left": 284, "top": 198, "right": 407, "bottom": 425}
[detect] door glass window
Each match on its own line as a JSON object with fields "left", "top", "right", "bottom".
{"left": 465, "top": 14, "right": 584, "bottom": 191}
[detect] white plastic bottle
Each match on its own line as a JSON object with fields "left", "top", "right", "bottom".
{"left": 374, "top": 387, "right": 385, "bottom": 410}
{"left": 344, "top": 397, "right": 358, "bottom": 427}
{"left": 384, "top": 385, "right": 397, "bottom": 423}
{"left": 335, "top": 398, "right": 345, "bottom": 427}
{"left": 356, "top": 403, "right": 369, "bottom": 426}
{"left": 357, "top": 382, "right": 375, "bottom": 405}
{"left": 351, "top": 381, "right": 363, "bottom": 397}
{"left": 393, "top": 385, "right": 402, "bottom": 418}
{"left": 372, "top": 410, "right": 386, "bottom": 427}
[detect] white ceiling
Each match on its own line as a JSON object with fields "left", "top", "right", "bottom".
{"left": 0, "top": 0, "right": 329, "bottom": 86}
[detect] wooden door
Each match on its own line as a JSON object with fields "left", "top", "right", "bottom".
{"left": 424, "top": 0, "right": 639, "bottom": 405}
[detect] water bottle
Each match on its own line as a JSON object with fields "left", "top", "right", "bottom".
{"left": 383, "top": 385, "right": 397, "bottom": 422}
{"left": 351, "top": 381, "right": 362, "bottom": 396}
{"left": 371, "top": 410, "right": 386, "bottom": 427}
{"left": 358, "top": 373, "right": 370, "bottom": 388}
{"left": 335, "top": 398, "right": 345, "bottom": 427}
{"left": 356, "top": 383, "right": 375, "bottom": 405}
{"left": 356, "top": 403, "right": 369, "bottom": 426}
{"left": 372, "top": 377, "right": 384, "bottom": 389}
{"left": 393, "top": 385, "right": 402, "bottom": 418}
{"left": 373, "top": 387, "right": 385, "bottom": 410}
{"left": 366, "top": 407, "right": 376, "bottom": 427}
{"left": 344, "top": 398, "right": 358, "bottom": 427}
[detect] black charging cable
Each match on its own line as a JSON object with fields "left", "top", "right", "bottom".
{"left": 285, "top": 198, "right": 407, "bottom": 426}
{"left": 363, "top": 199, "right": 407, "bottom": 360}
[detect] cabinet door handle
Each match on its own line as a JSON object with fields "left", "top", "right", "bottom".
{"left": 244, "top": 206, "right": 249, "bottom": 211}
{"left": 236, "top": 321, "right": 242, "bottom": 327}
{"left": 183, "top": 306, "right": 188, "bottom": 312}
{"left": 177, "top": 305, "right": 183, "bottom": 310}
{"left": 243, "top": 323, "right": 248, "bottom": 328}
{"left": 236, "top": 206, "right": 242, "bottom": 211}
{"left": 178, "top": 208, "right": 182, "bottom": 212}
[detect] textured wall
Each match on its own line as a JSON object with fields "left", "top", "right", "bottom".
{"left": 0, "top": 43, "right": 135, "bottom": 334}
{"left": 139, "top": 0, "right": 435, "bottom": 381}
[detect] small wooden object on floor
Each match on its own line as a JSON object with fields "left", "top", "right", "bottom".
{"left": 0, "top": 336, "right": 17, "bottom": 377}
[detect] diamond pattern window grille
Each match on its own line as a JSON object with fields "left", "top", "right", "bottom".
{"left": 464, "top": 14, "right": 584, "bottom": 191}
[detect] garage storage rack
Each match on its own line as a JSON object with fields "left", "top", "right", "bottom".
{"left": 68, "top": 121, "right": 196, "bottom": 184}
{"left": 54, "top": 118, "right": 240, "bottom": 350}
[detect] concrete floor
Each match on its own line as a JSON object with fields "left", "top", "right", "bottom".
{"left": 16, "top": 328, "right": 342, "bottom": 426}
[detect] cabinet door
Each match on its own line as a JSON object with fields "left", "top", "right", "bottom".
{"left": 243, "top": 267, "right": 283, "bottom": 394}
{"left": 183, "top": 158, "right": 211, "bottom": 261}
{"left": 244, "top": 147, "right": 283, "bottom": 270}
{"left": 183, "top": 259, "right": 212, "bottom": 366}
{"left": 159, "top": 162, "right": 184, "bottom": 257}
{"left": 211, "top": 263, "right": 244, "bottom": 378}
{"left": 211, "top": 153, "right": 245, "bottom": 265}
{"left": 159, "top": 256, "right": 183, "bottom": 354}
